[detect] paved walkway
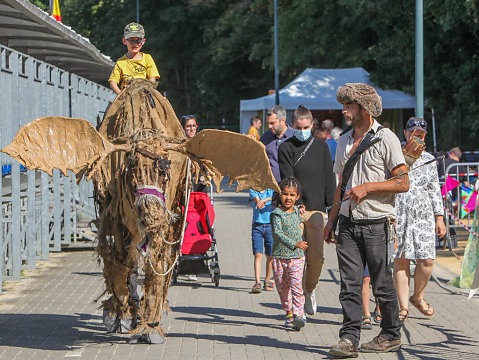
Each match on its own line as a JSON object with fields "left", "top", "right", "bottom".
{"left": 1, "top": 189, "right": 479, "bottom": 359}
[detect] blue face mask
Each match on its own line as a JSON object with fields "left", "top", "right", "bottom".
{"left": 293, "top": 128, "right": 312, "bottom": 142}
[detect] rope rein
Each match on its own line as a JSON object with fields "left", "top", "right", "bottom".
{"left": 147, "top": 160, "right": 192, "bottom": 276}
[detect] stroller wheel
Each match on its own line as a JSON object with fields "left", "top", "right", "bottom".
{"left": 214, "top": 273, "right": 220, "bottom": 287}
{"left": 209, "top": 261, "right": 217, "bottom": 283}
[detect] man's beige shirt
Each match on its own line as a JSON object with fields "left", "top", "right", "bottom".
{"left": 333, "top": 120, "right": 406, "bottom": 220}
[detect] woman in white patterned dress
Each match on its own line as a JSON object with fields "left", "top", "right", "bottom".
{"left": 393, "top": 118, "right": 446, "bottom": 321}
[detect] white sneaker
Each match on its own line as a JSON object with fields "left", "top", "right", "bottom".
{"left": 304, "top": 291, "right": 317, "bottom": 315}
{"left": 187, "top": 274, "right": 197, "bottom": 281}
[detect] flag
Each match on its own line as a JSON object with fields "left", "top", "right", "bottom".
{"left": 441, "top": 176, "right": 460, "bottom": 197}
{"left": 52, "top": 0, "right": 62, "bottom": 22}
{"left": 460, "top": 185, "right": 475, "bottom": 218}
{"left": 464, "top": 190, "right": 478, "bottom": 214}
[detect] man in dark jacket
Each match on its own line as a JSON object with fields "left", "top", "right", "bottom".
{"left": 278, "top": 105, "right": 336, "bottom": 317}
{"left": 260, "top": 105, "right": 294, "bottom": 183}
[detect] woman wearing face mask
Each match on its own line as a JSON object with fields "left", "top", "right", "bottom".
{"left": 277, "top": 105, "right": 336, "bottom": 317}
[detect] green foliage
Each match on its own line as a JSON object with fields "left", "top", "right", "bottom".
{"left": 273, "top": 0, "right": 479, "bottom": 150}
{"left": 25, "top": 0, "right": 479, "bottom": 149}
{"left": 29, "top": 0, "right": 48, "bottom": 11}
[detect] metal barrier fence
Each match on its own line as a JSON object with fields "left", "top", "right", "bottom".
{"left": 442, "top": 162, "right": 479, "bottom": 246}
{"left": 0, "top": 44, "right": 114, "bottom": 293}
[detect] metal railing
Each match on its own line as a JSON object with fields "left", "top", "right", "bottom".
{"left": 442, "top": 162, "right": 479, "bottom": 247}
{"left": 0, "top": 44, "right": 114, "bottom": 292}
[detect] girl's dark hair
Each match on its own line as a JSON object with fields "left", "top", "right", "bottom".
{"left": 293, "top": 104, "right": 312, "bottom": 123}
{"left": 181, "top": 115, "right": 197, "bottom": 128}
{"left": 278, "top": 177, "right": 302, "bottom": 195}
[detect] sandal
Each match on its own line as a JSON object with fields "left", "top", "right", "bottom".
{"left": 409, "top": 296, "right": 434, "bottom": 317}
{"left": 285, "top": 314, "right": 294, "bottom": 329}
{"left": 361, "top": 316, "right": 372, "bottom": 330}
{"left": 399, "top": 308, "right": 409, "bottom": 322}
{"left": 373, "top": 308, "right": 382, "bottom": 323}
{"left": 264, "top": 280, "right": 274, "bottom": 291}
{"left": 251, "top": 282, "right": 262, "bottom": 293}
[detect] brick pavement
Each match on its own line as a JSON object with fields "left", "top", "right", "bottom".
{"left": 1, "top": 189, "right": 479, "bottom": 359}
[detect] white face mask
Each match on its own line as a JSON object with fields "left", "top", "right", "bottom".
{"left": 293, "top": 128, "right": 312, "bottom": 141}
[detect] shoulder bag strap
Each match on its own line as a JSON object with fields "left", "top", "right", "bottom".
{"left": 340, "top": 126, "right": 384, "bottom": 200}
{"left": 294, "top": 137, "right": 314, "bottom": 167}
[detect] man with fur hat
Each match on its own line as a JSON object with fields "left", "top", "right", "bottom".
{"left": 324, "top": 83, "right": 409, "bottom": 357}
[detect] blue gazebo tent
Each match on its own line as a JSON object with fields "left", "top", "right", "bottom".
{"left": 239, "top": 67, "right": 415, "bottom": 135}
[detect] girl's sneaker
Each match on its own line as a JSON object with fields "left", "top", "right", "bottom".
{"left": 293, "top": 315, "right": 306, "bottom": 331}
{"left": 285, "top": 314, "right": 294, "bottom": 329}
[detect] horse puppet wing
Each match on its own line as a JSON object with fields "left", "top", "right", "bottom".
{"left": 176, "top": 129, "right": 280, "bottom": 193}
{"left": 1, "top": 116, "right": 128, "bottom": 178}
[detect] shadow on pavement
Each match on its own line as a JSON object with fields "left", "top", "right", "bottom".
{"left": 171, "top": 273, "right": 257, "bottom": 293}
{"left": 258, "top": 302, "right": 343, "bottom": 315}
{"left": 399, "top": 322, "right": 479, "bottom": 360}
{"left": 218, "top": 274, "right": 255, "bottom": 282}
{"left": 171, "top": 306, "right": 277, "bottom": 321}
{"left": 167, "top": 332, "right": 331, "bottom": 356}
{"left": 259, "top": 302, "right": 342, "bottom": 326}
{"left": 0, "top": 312, "right": 124, "bottom": 350}
{"left": 171, "top": 280, "right": 246, "bottom": 292}
{"left": 71, "top": 271, "right": 102, "bottom": 277}
{"left": 326, "top": 268, "right": 341, "bottom": 285}
{"left": 399, "top": 344, "right": 479, "bottom": 360}
{"left": 171, "top": 304, "right": 342, "bottom": 329}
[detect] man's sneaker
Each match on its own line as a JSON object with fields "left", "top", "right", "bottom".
{"left": 329, "top": 338, "right": 358, "bottom": 358}
{"left": 292, "top": 315, "right": 306, "bottom": 330}
{"left": 304, "top": 291, "right": 317, "bottom": 315}
{"left": 360, "top": 335, "right": 401, "bottom": 353}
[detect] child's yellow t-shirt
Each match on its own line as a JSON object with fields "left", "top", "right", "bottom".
{"left": 108, "top": 52, "right": 160, "bottom": 89}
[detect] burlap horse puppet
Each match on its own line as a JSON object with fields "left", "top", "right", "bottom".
{"left": 2, "top": 79, "right": 279, "bottom": 344}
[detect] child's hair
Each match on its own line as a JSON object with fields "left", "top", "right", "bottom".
{"left": 278, "top": 177, "right": 302, "bottom": 195}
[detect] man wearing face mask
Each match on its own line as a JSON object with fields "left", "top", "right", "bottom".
{"left": 278, "top": 105, "right": 336, "bottom": 317}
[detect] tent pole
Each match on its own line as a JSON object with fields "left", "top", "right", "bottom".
{"left": 432, "top": 107, "right": 437, "bottom": 153}
{"left": 262, "top": 109, "right": 266, "bottom": 133}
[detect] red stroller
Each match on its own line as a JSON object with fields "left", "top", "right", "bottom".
{"left": 172, "top": 191, "right": 221, "bottom": 286}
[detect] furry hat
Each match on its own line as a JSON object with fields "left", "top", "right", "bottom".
{"left": 336, "top": 83, "right": 382, "bottom": 117}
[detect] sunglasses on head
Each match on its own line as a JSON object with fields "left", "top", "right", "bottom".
{"left": 127, "top": 38, "right": 145, "bottom": 45}
{"left": 406, "top": 118, "right": 427, "bottom": 129}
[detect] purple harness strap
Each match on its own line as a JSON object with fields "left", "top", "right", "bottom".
{"left": 135, "top": 187, "right": 166, "bottom": 203}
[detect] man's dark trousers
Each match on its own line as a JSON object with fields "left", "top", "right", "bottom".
{"left": 336, "top": 215, "right": 401, "bottom": 347}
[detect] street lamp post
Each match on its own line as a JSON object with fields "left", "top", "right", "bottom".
{"left": 137, "top": 0, "right": 140, "bottom": 23}
{"left": 274, "top": 0, "right": 279, "bottom": 105}
{"left": 415, "top": 0, "right": 424, "bottom": 118}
